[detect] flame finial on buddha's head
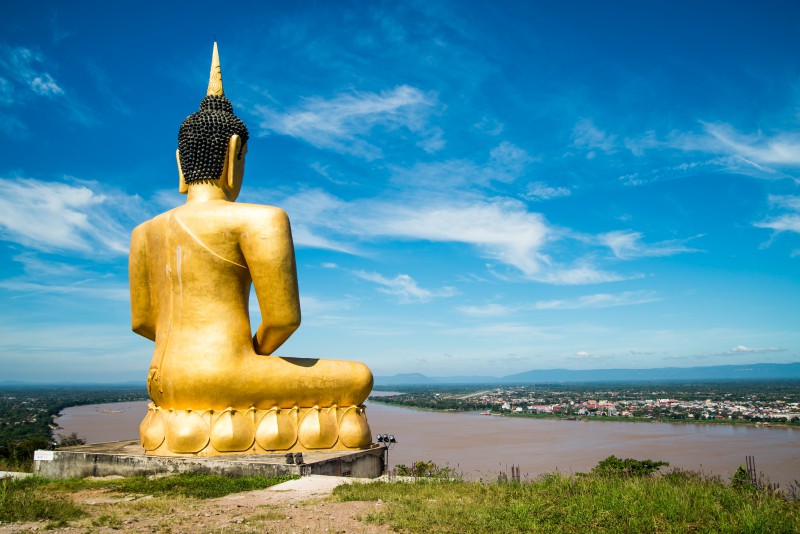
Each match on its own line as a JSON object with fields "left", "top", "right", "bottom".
{"left": 207, "top": 41, "right": 224, "bottom": 97}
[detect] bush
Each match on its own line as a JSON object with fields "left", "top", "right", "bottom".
{"left": 56, "top": 432, "right": 86, "bottom": 448}
{"left": 395, "top": 460, "right": 456, "bottom": 479}
{"left": 731, "top": 465, "right": 755, "bottom": 491}
{"left": 590, "top": 455, "right": 669, "bottom": 478}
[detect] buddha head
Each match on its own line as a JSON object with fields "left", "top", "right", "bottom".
{"left": 177, "top": 43, "right": 249, "bottom": 200}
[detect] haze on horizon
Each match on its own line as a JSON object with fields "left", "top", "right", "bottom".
{"left": 0, "top": 1, "right": 798, "bottom": 383}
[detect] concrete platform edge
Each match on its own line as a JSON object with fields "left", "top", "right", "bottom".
{"left": 33, "top": 441, "right": 385, "bottom": 479}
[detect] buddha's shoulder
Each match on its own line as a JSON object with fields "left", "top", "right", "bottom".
{"left": 132, "top": 209, "right": 176, "bottom": 233}
{"left": 224, "top": 203, "right": 290, "bottom": 226}
{"left": 231, "top": 202, "right": 288, "bottom": 216}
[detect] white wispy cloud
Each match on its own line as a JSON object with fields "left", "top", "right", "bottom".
{"left": 0, "top": 45, "right": 64, "bottom": 101}
{"left": 273, "top": 187, "right": 551, "bottom": 277}
{"left": 608, "top": 121, "right": 800, "bottom": 186}
{"left": 254, "top": 85, "right": 441, "bottom": 159}
{"left": 701, "top": 123, "right": 800, "bottom": 166}
{"left": 0, "top": 279, "right": 129, "bottom": 301}
{"left": 0, "top": 177, "right": 144, "bottom": 255}
{"left": 672, "top": 345, "right": 787, "bottom": 360}
{"left": 572, "top": 118, "right": 617, "bottom": 157}
{"left": 729, "top": 345, "right": 784, "bottom": 354}
{"left": 530, "top": 265, "right": 633, "bottom": 285}
{"left": 458, "top": 290, "right": 658, "bottom": 316}
{"left": 623, "top": 130, "right": 659, "bottom": 157}
{"left": 473, "top": 116, "right": 504, "bottom": 136}
{"left": 755, "top": 194, "right": 800, "bottom": 234}
{"left": 1, "top": 255, "right": 130, "bottom": 312}
{"left": 266, "top": 183, "right": 639, "bottom": 285}
{"left": 309, "top": 162, "right": 350, "bottom": 186}
{"left": 598, "top": 230, "right": 702, "bottom": 259}
{"left": 354, "top": 271, "right": 457, "bottom": 303}
{"left": 456, "top": 303, "right": 515, "bottom": 317}
{"left": 487, "top": 141, "right": 535, "bottom": 183}
{"left": 0, "top": 43, "right": 98, "bottom": 127}
{"left": 299, "top": 294, "right": 356, "bottom": 315}
{"left": 365, "top": 199, "right": 549, "bottom": 275}
{"left": 622, "top": 123, "right": 800, "bottom": 168}
{"left": 390, "top": 141, "right": 533, "bottom": 189}
{"left": 533, "top": 291, "right": 660, "bottom": 310}
{"left": 525, "top": 181, "right": 571, "bottom": 201}
{"left": 755, "top": 214, "right": 800, "bottom": 234}
{"left": 29, "top": 73, "right": 63, "bottom": 96}
{"left": 275, "top": 188, "right": 357, "bottom": 253}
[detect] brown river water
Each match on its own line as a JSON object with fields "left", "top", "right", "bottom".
{"left": 56, "top": 397, "right": 800, "bottom": 488}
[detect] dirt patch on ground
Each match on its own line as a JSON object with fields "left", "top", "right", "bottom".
{"left": 0, "top": 482, "right": 394, "bottom": 533}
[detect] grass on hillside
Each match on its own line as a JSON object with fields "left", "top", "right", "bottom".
{"left": 0, "top": 472, "right": 297, "bottom": 524}
{"left": 0, "top": 477, "right": 86, "bottom": 524}
{"left": 334, "top": 469, "right": 800, "bottom": 533}
{"left": 47, "top": 471, "right": 299, "bottom": 499}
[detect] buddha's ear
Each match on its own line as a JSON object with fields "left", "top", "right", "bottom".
{"left": 226, "top": 134, "right": 242, "bottom": 190}
{"left": 176, "top": 149, "right": 188, "bottom": 194}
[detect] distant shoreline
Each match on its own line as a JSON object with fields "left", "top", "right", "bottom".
{"left": 368, "top": 398, "right": 800, "bottom": 429}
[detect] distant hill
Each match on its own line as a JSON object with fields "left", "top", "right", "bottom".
{"left": 374, "top": 362, "right": 800, "bottom": 386}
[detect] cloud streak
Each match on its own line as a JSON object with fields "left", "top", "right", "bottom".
{"left": 354, "top": 271, "right": 457, "bottom": 303}
{"left": 701, "top": 123, "right": 800, "bottom": 166}
{"left": 266, "top": 183, "right": 640, "bottom": 285}
{"left": 458, "top": 290, "right": 659, "bottom": 316}
{"left": 390, "top": 141, "right": 533, "bottom": 190}
{"left": 755, "top": 195, "right": 800, "bottom": 235}
{"left": 572, "top": 118, "right": 617, "bottom": 157}
{"left": 0, "top": 177, "right": 143, "bottom": 255}
{"left": 525, "top": 181, "right": 571, "bottom": 201}
{"left": 599, "top": 230, "right": 702, "bottom": 259}
{"left": 533, "top": 290, "right": 660, "bottom": 310}
{"left": 254, "top": 85, "right": 441, "bottom": 159}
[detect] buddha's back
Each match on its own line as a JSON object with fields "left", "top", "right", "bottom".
{"left": 132, "top": 201, "right": 297, "bottom": 408}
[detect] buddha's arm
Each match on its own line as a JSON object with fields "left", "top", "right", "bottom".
{"left": 129, "top": 224, "right": 156, "bottom": 341}
{"left": 243, "top": 209, "right": 301, "bottom": 355}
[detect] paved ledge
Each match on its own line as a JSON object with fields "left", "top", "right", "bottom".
{"left": 33, "top": 441, "right": 385, "bottom": 479}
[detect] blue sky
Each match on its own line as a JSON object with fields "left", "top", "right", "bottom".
{"left": 1, "top": 1, "right": 799, "bottom": 382}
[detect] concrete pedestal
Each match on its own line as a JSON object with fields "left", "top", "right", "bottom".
{"left": 34, "top": 441, "right": 385, "bottom": 479}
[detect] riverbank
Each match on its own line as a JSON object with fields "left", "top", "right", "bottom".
{"left": 369, "top": 397, "right": 800, "bottom": 428}
{"left": 56, "top": 399, "right": 800, "bottom": 489}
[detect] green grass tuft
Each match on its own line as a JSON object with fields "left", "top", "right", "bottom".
{"left": 0, "top": 477, "right": 86, "bottom": 524}
{"left": 42, "top": 472, "right": 298, "bottom": 499}
{"left": 334, "top": 472, "right": 800, "bottom": 533}
{"left": 1, "top": 472, "right": 297, "bottom": 525}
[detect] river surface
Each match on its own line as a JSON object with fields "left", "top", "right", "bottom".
{"left": 56, "top": 398, "right": 800, "bottom": 488}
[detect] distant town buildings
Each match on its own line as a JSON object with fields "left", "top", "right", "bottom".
{"left": 396, "top": 386, "right": 800, "bottom": 423}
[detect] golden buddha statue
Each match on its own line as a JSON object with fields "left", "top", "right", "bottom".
{"left": 130, "top": 43, "right": 373, "bottom": 456}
